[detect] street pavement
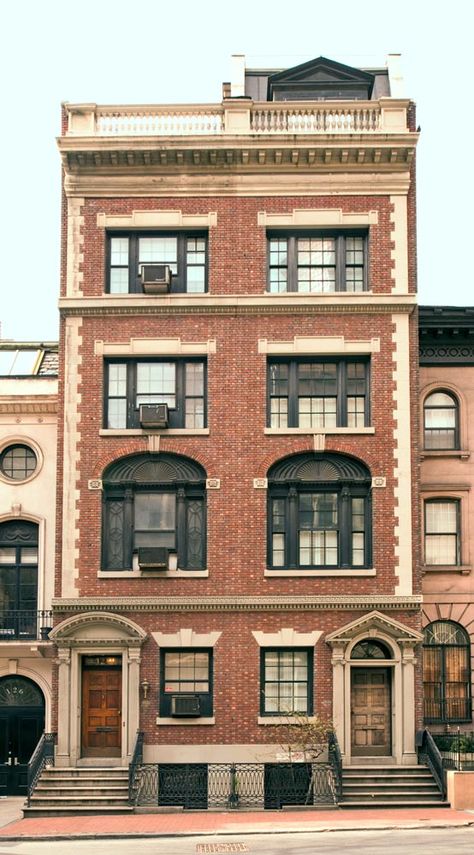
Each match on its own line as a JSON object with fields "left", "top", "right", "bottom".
{"left": 0, "top": 800, "right": 473, "bottom": 841}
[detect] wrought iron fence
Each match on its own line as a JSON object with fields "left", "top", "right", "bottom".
{"left": 132, "top": 761, "right": 336, "bottom": 809}
{"left": 418, "top": 729, "right": 446, "bottom": 799}
{"left": 328, "top": 730, "right": 342, "bottom": 802}
{"left": 0, "top": 610, "right": 53, "bottom": 641}
{"left": 424, "top": 697, "right": 472, "bottom": 724}
{"left": 431, "top": 729, "right": 474, "bottom": 771}
{"left": 26, "top": 732, "right": 56, "bottom": 806}
{"left": 128, "top": 730, "right": 144, "bottom": 804}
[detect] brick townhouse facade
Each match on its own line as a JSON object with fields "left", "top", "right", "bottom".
{"left": 49, "top": 53, "right": 422, "bottom": 791}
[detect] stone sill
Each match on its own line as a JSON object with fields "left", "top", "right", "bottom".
{"left": 422, "top": 564, "right": 471, "bottom": 575}
{"left": 97, "top": 569, "right": 209, "bottom": 578}
{"left": 264, "top": 568, "right": 376, "bottom": 577}
{"left": 99, "top": 428, "right": 209, "bottom": 437}
{"left": 156, "top": 717, "right": 215, "bottom": 726}
{"left": 265, "top": 427, "right": 375, "bottom": 435}
{"left": 258, "top": 716, "right": 319, "bottom": 725}
{"left": 420, "top": 450, "right": 470, "bottom": 460}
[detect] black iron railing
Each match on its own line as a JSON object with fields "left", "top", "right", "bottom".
{"left": 424, "top": 697, "right": 472, "bottom": 724}
{"left": 133, "top": 760, "right": 336, "bottom": 809}
{"left": 0, "top": 610, "right": 53, "bottom": 641}
{"left": 328, "top": 730, "right": 342, "bottom": 803}
{"left": 418, "top": 729, "right": 446, "bottom": 799}
{"left": 431, "top": 730, "right": 474, "bottom": 771}
{"left": 128, "top": 730, "right": 144, "bottom": 804}
{"left": 26, "top": 732, "right": 56, "bottom": 806}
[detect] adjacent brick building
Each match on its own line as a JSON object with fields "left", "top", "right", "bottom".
{"left": 50, "top": 53, "right": 422, "bottom": 788}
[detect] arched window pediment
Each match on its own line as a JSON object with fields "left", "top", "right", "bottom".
{"left": 103, "top": 452, "right": 206, "bottom": 486}
{"left": 268, "top": 451, "right": 371, "bottom": 484}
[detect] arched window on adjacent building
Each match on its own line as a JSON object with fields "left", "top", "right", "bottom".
{"left": 423, "top": 391, "right": 459, "bottom": 450}
{"left": 423, "top": 621, "right": 471, "bottom": 723}
{"left": 267, "top": 452, "right": 372, "bottom": 570}
{"left": 0, "top": 521, "right": 39, "bottom": 639}
{"left": 102, "top": 452, "right": 206, "bottom": 571}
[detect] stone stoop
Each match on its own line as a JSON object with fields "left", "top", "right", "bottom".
{"left": 23, "top": 767, "right": 133, "bottom": 816}
{"left": 340, "top": 764, "right": 449, "bottom": 808}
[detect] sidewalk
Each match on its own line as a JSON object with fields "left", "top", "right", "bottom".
{"left": 0, "top": 802, "right": 473, "bottom": 841}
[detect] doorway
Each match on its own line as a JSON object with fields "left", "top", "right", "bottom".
{"left": 0, "top": 676, "right": 45, "bottom": 795}
{"left": 81, "top": 655, "right": 122, "bottom": 758}
{"left": 351, "top": 667, "right": 391, "bottom": 756}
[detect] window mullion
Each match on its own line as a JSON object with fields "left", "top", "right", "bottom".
{"left": 176, "top": 234, "right": 186, "bottom": 293}
{"left": 339, "top": 487, "right": 350, "bottom": 567}
{"left": 176, "top": 487, "right": 186, "bottom": 567}
{"left": 127, "top": 362, "right": 136, "bottom": 428}
{"left": 289, "top": 361, "right": 298, "bottom": 427}
{"left": 288, "top": 487, "right": 298, "bottom": 568}
{"left": 336, "top": 235, "right": 344, "bottom": 292}
{"left": 288, "top": 237, "right": 297, "bottom": 292}
{"left": 129, "top": 235, "right": 138, "bottom": 293}
{"left": 337, "top": 361, "right": 346, "bottom": 426}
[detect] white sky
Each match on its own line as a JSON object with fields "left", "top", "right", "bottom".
{"left": 1, "top": 0, "right": 472, "bottom": 342}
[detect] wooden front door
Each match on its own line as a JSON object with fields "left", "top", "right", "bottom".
{"left": 351, "top": 667, "right": 391, "bottom": 756}
{"left": 81, "top": 661, "right": 122, "bottom": 757}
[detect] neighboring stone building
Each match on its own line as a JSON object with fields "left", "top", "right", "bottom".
{"left": 420, "top": 307, "right": 474, "bottom": 732}
{"left": 0, "top": 341, "right": 58, "bottom": 795}
{"left": 50, "top": 53, "right": 421, "bottom": 803}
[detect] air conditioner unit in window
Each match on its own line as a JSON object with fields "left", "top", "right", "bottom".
{"left": 138, "top": 546, "right": 169, "bottom": 570}
{"left": 141, "top": 264, "right": 172, "bottom": 294}
{"left": 171, "top": 695, "right": 201, "bottom": 717}
{"left": 139, "top": 403, "right": 169, "bottom": 428}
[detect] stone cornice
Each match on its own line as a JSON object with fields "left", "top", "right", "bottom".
{"left": 59, "top": 294, "right": 417, "bottom": 318}
{"left": 52, "top": 595, "right": 422, "bottom": 613}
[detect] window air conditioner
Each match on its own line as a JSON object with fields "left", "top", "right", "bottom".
{"left": 138, "top": 546, "right": 169, "bottom": 570}
{"left": 141, "top": 264, "right": 172, "bottom": 294}
{"left": 139, "top": 403, "right": 169, "bottom": 428}
{"left": 171, "top": 695, "right": 201, "bottom": 717}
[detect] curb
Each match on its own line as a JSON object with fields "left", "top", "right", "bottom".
{"left": 0, "top": 820, "right": 473, "bottom": 841}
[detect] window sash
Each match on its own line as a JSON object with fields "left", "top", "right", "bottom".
{"left": 423, "top": 633, "right": 471, "bottom": 723}
{"left": 160, "top": 649, "right": 213, "bottom": 716}
{"left": 108, "top": 232, "right": 207, "bottom": 294}
{"left": 424, "top": 501, "right": 460, "bottom": 565}
{"left": 268, "top": 233, "right": 367, "bottom": 293}
{"left": 269, "top": 490, "right": 368, "bottom": 570}
{"left": 105, "top": 359, "right": 206, "bottom": 430}
{"left": 261, "top": 649, "right": 311, "bottom": 715}
{"left": 268, "top": 359, "right": 369, "bottom": 429}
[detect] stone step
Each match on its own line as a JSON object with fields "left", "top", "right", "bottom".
{"left": 34, "top": 786, "right": 129, "bottom": 797}
{"left": 343, "top": 783, "right": 440, "bottom": 793}
{"left": 23, "top": 805, "right": 134, "bottom": 817}
{"left": 340, "top": 800, "right": 450, "bottom": 809}
{"left": 341, "top": 790, "right": 444, "bottom": 802}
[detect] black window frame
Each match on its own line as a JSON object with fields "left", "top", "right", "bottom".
{"left": 267, "top": 357, "right": 370, "bottom": 429}
{"left": 267, "top": 230, "right": 368, "bottom": 294}
{"left": 104, "top": 357, "right": 207, "bottom": 430}
{"left": 159, "top": 648, "right": 213, "bottom": 717}
{"left": 0, "top": 444, "right": 37, "bottom": 481}
{"left": 0, "top": 521, "right": 39, "bottom": 639}
{"left": 423, "top": 390, "right": 459, "bottom": 450}
{"left": 260, "top": 648, "right": 313, "bottom": 716}
{"left": 106, "top": 231, "right": 208, "bottom": 294}
{"left": 101, "top": 452, "right": 206, "bottom": 572}
{"left": 424, "top": 498, "right": 461, "bottom": 566}
{"left": 423, "top": 621, "right": 472, "bottom": 724}
{"left": 267, "top": 452, "right": 372, "bottom": 571}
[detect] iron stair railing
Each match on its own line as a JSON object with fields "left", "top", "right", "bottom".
{"left": 26, "top": 732, "right": 56, "bottom": 806}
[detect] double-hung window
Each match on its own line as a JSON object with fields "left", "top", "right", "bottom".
{"left": 268, "top": 358, "right": 369, "bottom": 429}
{"left": 105, "top": 359, "right": 206, "bottom": 430}
{"left": 260, "top": 649, "right": 313, "bottom": 715}
{"left": 160, "top": 649, "right": 212, "bottom": 717}
{"left": 268, "top": 232, "right": 367, "bottom": 293}
{"left": 268, "top": 452, "right": 371, "bottom": 570}
{"left": 424, "top": 499, "right": 460, "bottom": 566}
{"left": 108, "top": 232, "right": 207, "bottom": 294}
{"left": 423, "top": 391, "right": 459, "bottom": 450}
